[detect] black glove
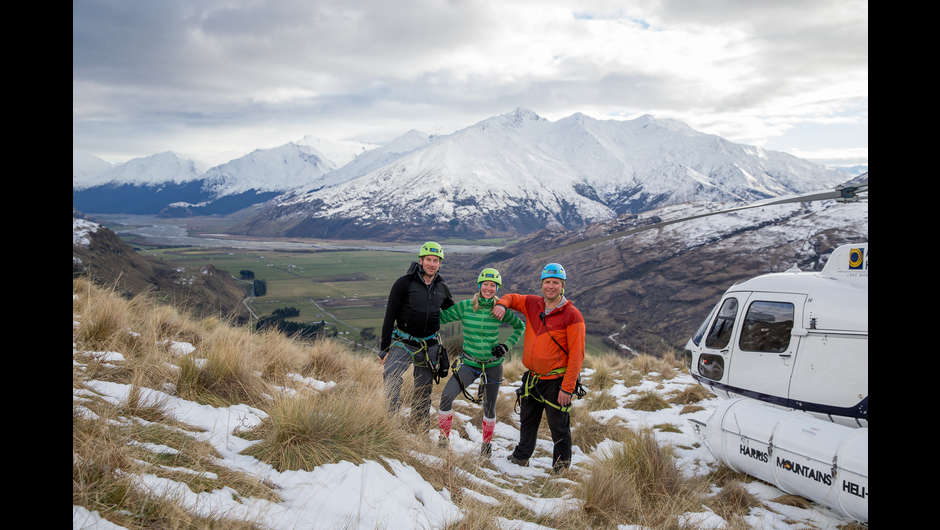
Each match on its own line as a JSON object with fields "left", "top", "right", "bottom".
{"left": 491, "top": 343, "right": 508, "bottom": 358}
{"left": 436, "top": 345, "right": 450, "bottom": 379}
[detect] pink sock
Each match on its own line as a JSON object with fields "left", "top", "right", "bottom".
{"left": 482, "top": 417, "right": 496, "bottom": 444}
{"left": 438, "top": 411, "right": 454, "bottom": 438}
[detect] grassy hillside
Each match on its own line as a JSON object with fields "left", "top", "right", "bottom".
{"left": 73, "top": 278, "right": 862, "bottom": 529}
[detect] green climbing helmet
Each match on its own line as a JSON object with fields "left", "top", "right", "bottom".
{"left": 418, "top": 241, "right": 444, "bottom": 260}
{"left": 477, "top": 267, "right": 502, "bottom": 287}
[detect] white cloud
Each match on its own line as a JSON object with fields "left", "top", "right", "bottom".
{"left": 73, "top": 0, "right": 867, "bottom": 168}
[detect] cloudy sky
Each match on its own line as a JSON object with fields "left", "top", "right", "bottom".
{"left": 73, "top": 0, "right": 867, "bottom": 169}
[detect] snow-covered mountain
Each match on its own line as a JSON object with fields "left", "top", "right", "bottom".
{"left": 73, "top": 141, "right": 345, "bottom": 216}
{"left": 241, "top": 108, "right": 849, "bottom": 240}
{"left": 73, "top": 109, "right": 851, "bottom": 228}
{"left": 199, "top": 142, "right": 335, "bottom": 197}
{"left": 73, "top": 151, "right": 203, "bottom": 190}
{"left": 279, "top": 129, "right": 432, "bottom": 197}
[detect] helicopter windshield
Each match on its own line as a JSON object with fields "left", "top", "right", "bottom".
{"left": 691, "top": 301, "right": 720, "bottom": 346}
{"left": 705, "top": 297, "right": 738, "bottom": 349}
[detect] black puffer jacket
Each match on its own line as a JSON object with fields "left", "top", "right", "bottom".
{"left": 379, "top": 262, "right": 455, "bottom": 356}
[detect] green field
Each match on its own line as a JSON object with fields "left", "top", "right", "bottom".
{"left": 142, "top": 247, "right": 415, "bottom": 338}
{"left": 142, "top": 246, "right": 617, "bottom": 357}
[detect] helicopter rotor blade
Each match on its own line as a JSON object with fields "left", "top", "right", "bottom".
{"left": 537, "top": 181, "right": 868, "bottom": 258}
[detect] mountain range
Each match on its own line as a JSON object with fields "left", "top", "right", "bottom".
{"left": 73, "top": 109, "right": 861, "bottom": 239}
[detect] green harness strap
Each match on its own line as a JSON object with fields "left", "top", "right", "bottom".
{"left": 515, "top": 368, "right": 573, "bottom": 412}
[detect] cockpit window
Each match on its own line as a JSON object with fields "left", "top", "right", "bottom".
{"left": 739, "top": 301, "right": 795, "bottom": 353}
{"left": 691, "top": 302, "right": 719, "bottom": 346}
{"left": 705, "top": 297, "right": 738, "bottom": 349}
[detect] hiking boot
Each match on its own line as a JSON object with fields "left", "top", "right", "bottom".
{"left": 551, "top": 460, "right": 570, "bottom": 475}
{"left": 480, "top": 442, "right": 492, "bottom": 457}
{"left": 506, "top": 454, "right": 529, "bottom": 467}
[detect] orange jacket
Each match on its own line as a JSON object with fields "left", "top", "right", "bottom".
{"left": 496, "top": 293, "right": 585, "bottom": 394}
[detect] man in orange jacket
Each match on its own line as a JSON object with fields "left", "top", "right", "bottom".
{"left": 491, "top": 262, "right": 585, "bottom": 473}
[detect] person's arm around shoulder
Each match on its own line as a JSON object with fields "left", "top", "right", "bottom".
{"left": 491, "top": 293, "right": 524, "bottom": 320}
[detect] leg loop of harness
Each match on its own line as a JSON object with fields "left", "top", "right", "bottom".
{"left": 393, "top": 329, "right": 443, "bottom": 383}
{"left": 514, "top": 368, "right": 573, "bottom": 413}
{"left": 451, "top": 357, "right": 485, "bottom": 404}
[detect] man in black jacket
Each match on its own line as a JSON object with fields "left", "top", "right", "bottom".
{"left": 379, "top": 241, "right": 455, "bottom": 433}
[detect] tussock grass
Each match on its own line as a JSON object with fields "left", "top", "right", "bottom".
{"left": 584, "top": 389, "right": 618, "bottom": 411}
{"left": 570, "top": 413, "right": 631, "bottom": 453}
{"left": 669, "top": 384, "right": 716, "bottom": 405}
{"left": 240, "top": 388, "right": 408, "bottom": 472}
{"left": 626, "top": 352, "right": 682, "bottom": 380}
{"left": 624, "top": 390, "right": 671, "bottom": 411}
{"left": 174, "top": 325, "right": 271, "bottom": 407}
{"left": 500, "top": 355, "right": 527, "bottom": 384}
{"left": 582, "top": 351, "right": 628, "bottom": 391}
{"left": 705, "top": 481, "right": 763, "bottom": 526}
{"left": 575, "top": 427, "right": 704, "bottom": 528}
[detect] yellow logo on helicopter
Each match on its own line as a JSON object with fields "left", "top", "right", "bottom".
{"left": 848, "top": 248, "right": 865, "bottom": 269}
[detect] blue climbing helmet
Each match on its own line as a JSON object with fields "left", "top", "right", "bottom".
{"left": 540, "top": 263, "right": 566, "bottom": 282}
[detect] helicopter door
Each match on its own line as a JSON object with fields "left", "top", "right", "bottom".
{"left": 727, "top": 293, "right": 806, "bottom": 403}
{"left": 695, "top": 295, "right": 743, "bottom": 391}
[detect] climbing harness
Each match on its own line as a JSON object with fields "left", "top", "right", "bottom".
{"left": 450, "top": 356, "right": 499, "bottom": 404}
{"left": 514, "top": 368, "right": 574, "bottom": 412}
{"left": 392, "top": 328, "right": 445, "bottom": 383}
{"left": 513, "top": 311, "right": 588, "bottom": 413}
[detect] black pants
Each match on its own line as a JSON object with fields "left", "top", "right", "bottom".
{"left": 511, "top": 375, "right": 571, "bottom": 467}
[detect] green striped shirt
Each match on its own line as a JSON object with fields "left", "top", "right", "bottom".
{"left": 440, "top": 296, "right": 525, "bottom": 367}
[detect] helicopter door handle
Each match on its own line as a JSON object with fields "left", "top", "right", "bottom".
{"left": 778, "top": 353, "right": 792, "bottom": 358}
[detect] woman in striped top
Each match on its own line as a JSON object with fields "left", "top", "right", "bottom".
{"left": 437, "top": 268, "right": 525, "bottom": 457}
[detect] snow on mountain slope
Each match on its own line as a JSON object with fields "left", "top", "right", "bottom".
{"left": 281, "top": 130, "right": 433, "bottom": 197}
{"left": 73, "top": 151, "right": 203, "bottom": 190}
{"left": 200, "top": 142, "right": 336, "bottom": 197}
{"left": 257, "top": 109, "right": 848, "bottom": 239}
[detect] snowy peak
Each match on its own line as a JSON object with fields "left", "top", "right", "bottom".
{"left": 201, "top": 142, "right": 336, "bottom": 197}
{"left": 382, "top": 129, "right": 432, "bottom": 153}
{"left": 489, "top": 107, "right": 546, "bottom": 128}
{"left": 74, "top": 151, "right": 203, "bottom": 190}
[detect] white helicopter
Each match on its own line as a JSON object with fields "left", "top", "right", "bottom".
{"left": 672, "top": 175, "right": 868, "bottom": 524}
{"left": 685, "top": 241, "right": 867, "bottom": 428}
